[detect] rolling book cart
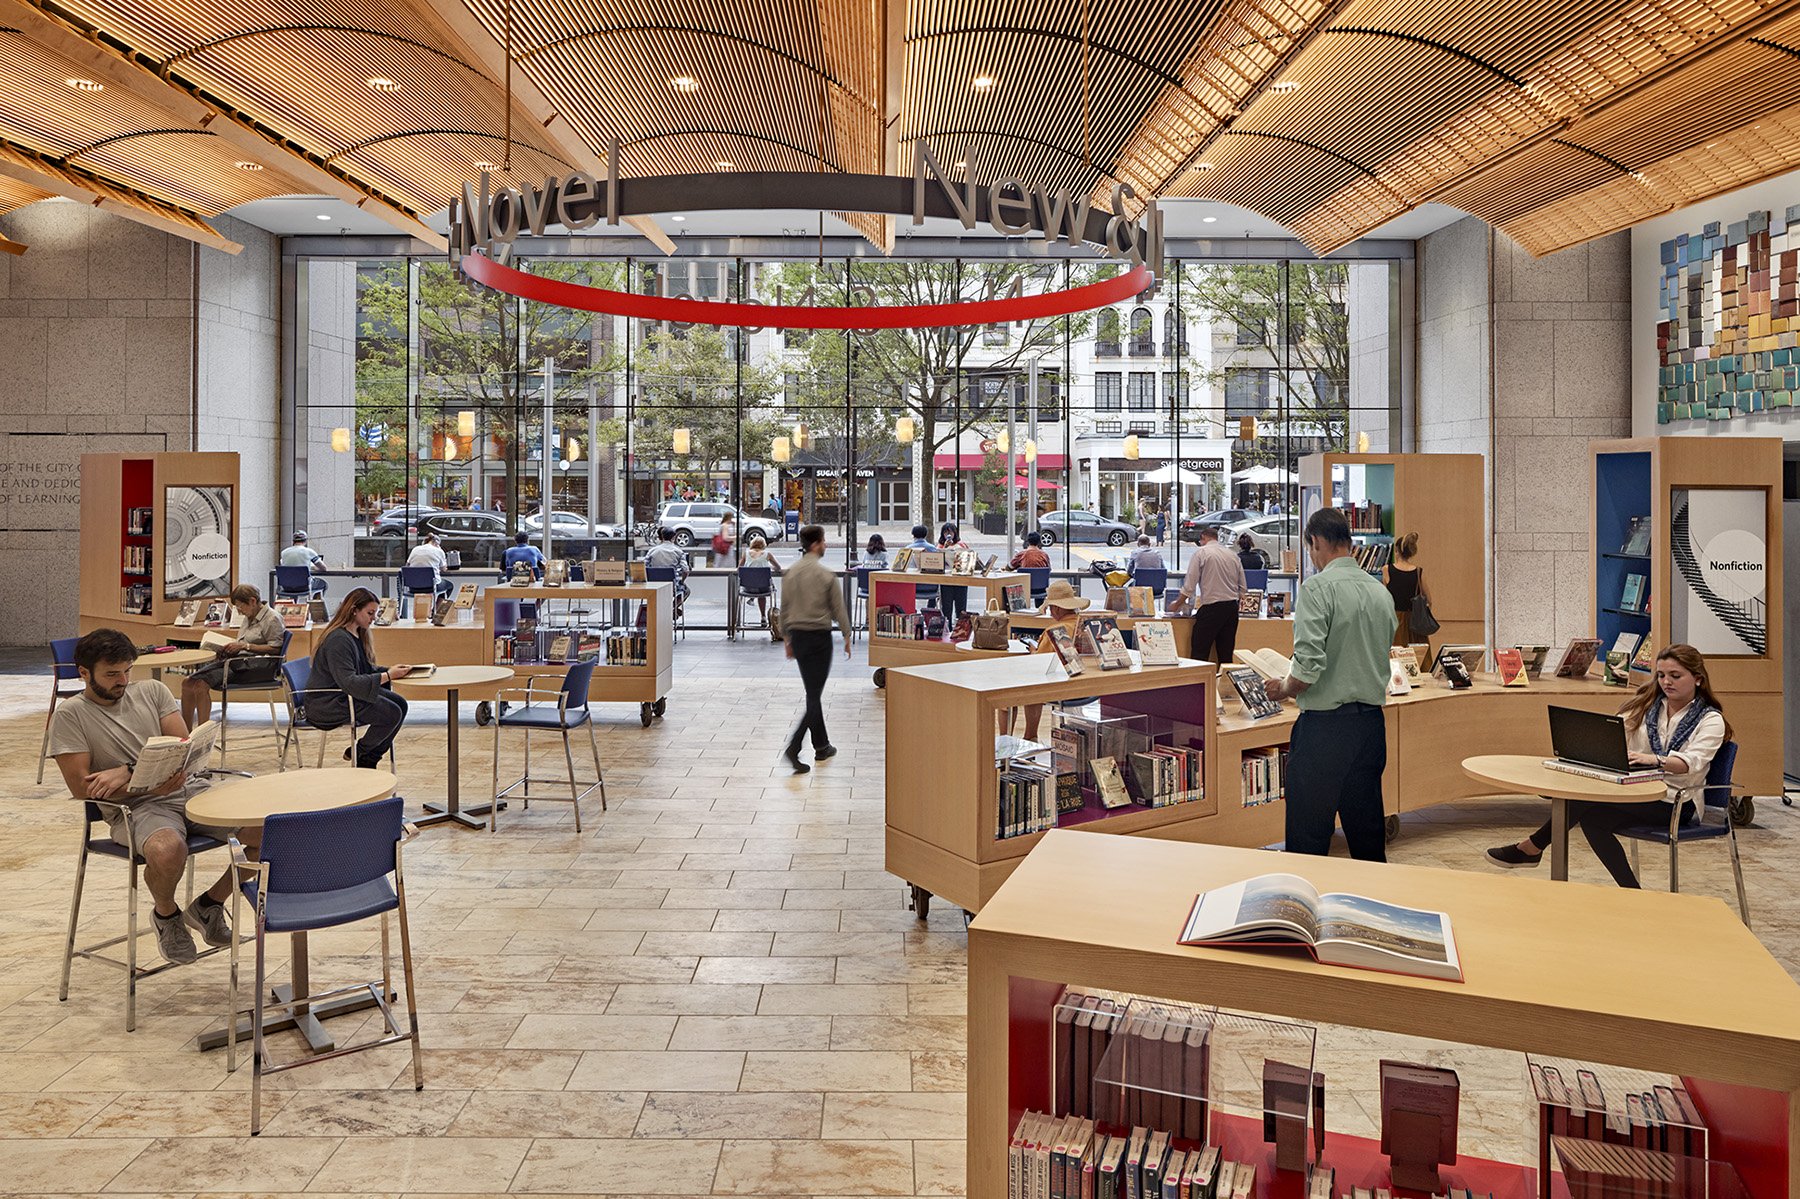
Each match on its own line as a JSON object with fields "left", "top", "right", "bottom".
{"left": 867, "top": 569, "right": 1030, "bottom": 688}
{"left": 482, "top": 583, "right": 674, "bottom": 727}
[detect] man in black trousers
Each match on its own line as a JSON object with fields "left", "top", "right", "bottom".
{"left": 1171, "top": 523, "right": 1246, "bottom": 665}
{"left": 779, "top": 524, "right": 853, "bottom": 774}
{"left": 1262, "top": 507, "right": 1397, "bottom": 860}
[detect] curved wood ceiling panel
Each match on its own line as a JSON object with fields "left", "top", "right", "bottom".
{"left": 8, "top": 0, "right": 1800, "bottom": 256}
{"left": 0, "top": 175, "right": 53, "bottom": 215}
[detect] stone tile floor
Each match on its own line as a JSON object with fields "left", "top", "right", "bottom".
{"left": 0, "top": 636, "right": 1794, "bottom": 1195}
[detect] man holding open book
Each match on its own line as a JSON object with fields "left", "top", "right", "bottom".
{"left": 48, "top": 629, "right": 254, "bottom": 965}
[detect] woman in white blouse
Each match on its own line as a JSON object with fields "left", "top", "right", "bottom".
{"left": 1484, "top": 643, "right": 1731, "bottom": 886}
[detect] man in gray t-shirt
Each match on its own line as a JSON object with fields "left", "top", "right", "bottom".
{"left": 49, "top": 629, "right": 255, "bottom": 965}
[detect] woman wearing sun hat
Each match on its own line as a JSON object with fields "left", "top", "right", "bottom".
{"left": 999, "top": 579, "right": 1093, "bottom": 742}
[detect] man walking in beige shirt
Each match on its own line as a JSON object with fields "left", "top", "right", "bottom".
{"left": 1170, "top": 524, "right": 1247, "bottom": 664}
{"left": 780, "top": 524, "right": 852, "bottom": 774}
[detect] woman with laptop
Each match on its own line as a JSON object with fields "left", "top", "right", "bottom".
{"left": 1484, "top": 644, "right": 1730, "bottom": 886}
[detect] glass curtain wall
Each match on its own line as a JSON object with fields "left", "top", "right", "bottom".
{"left": 295, "top": 249, "right": 1402, "bottom": 624}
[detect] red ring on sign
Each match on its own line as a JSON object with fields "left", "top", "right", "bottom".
{"left": 461, "top": 252, "right": 1151, "bottom": 329}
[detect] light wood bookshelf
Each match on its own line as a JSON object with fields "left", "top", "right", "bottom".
{"left": 485, "top": 583, "right": 675, "bottom": 726}
{"left": 79, "top": 452, "right": 239, "bottom": 630}
{"left": 867, "top": 570, "right": 1030, "bottom": 688}
{"left": 967, "top": 832, "right": 1800, "bottom": 1199}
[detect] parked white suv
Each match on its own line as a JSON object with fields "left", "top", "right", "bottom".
{"left": 655, "top": 503, "right": 782, "bottom": 547}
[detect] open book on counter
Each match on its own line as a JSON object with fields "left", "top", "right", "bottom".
{"left": 1178, "top": 872, "right": 1462, "bottom": 982}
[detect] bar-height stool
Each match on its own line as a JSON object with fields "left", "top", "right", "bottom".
{"left": 489, "top": 657, "right": 606, "bottom": 833}
{"left": 216, "top": 630, "right": 292, "bottom": 768}
{"left": 277, "top": 660, "right": 394, "bottom": 770}
{"left": 36, "top": 637, "right": 83, "bottom": 784}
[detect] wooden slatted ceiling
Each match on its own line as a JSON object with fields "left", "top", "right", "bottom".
{"left": 49, "top": 0, "right": 571, "bottom": 214}
{"left": 0, "top": 174, "right": 51, "bottom": 215}
{"left": 455, "top": 0, "right": 883, "bottom": 178}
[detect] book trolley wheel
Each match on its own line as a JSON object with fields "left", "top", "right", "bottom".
{"left": 640, "top": 702, "right": 654, "bottom": 728}
{"left": 873, "top": 668, "right": 887, "bottom": 689}
{"left": 1384, "top": 814, "right": 1401, "bottom": 843}
{"left": 475, "top": 701, "right": 492, "bottom": 727}
{"left": 653, "top": 697, "right": 667, "bottom": 717}
{"left": 1730, "top": 796, "right": 1754, "bottom": 827}
{"left": 909, "top": 884, "right": 930, "bottom": 920}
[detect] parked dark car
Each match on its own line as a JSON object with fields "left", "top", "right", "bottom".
{"left": 1178, "top": 509, "right": 1258, "bottom": 543}
{"left": 1035, "top": 509, "right": 1135, "bottom": 547}
{"left": 371, "top": 505, "right": 444, "bottom": 537}
{"left": 415, "top": 511, "right": 511, "bottom": 564}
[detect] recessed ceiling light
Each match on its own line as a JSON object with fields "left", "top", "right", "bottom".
{"left": 972, "top": 74, "right": 996, "bottom": 90}
{"left": 366, "top": 76, "right": 400, "bottom": 92}
{"left": 65, "top": 77, "right": 103, "bottom": 92}
{"left": 953, "top": 160, "right": 968, "bottom": 170}
{"left": 316, "top": 213, "right": 332, "bottom": 221}
{"left": 671, "top": 215, "right": 687, "bottom": 222}
{"left": 715, "top": 161, "right": 734, "bottom": 171}
{"left": 1193, "top": 162, "right": 1215, "bottom": 172}
{"left": 671, "top": 76, "right": 698, "bottom": 92}
{"left": 473, "top": 161, "right": 495, "bottom": 171}
{"left": 1269, "top": 80, "right": 1300, "bottom": 93}
{"left": 233, "top": 161, "right": 263, "bottom": 171}
{"left": 1202, "top": 216, "right": 1217, "bottom": 223}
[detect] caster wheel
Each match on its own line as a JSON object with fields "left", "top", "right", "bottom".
{"left": 640, "top": 703, "right": 654, "bottom": 728}
{"left": 909, "top": 884, "right": 930, "bottom": 920}
{"left": 1730, "top": 796, "right": 1755, "bottom": 827}
{"left": 874, "top": 668, "right": 887, "bottom": 689}
{"left": 1783, "top": 794, "right": 1793, "bottom": 807}
{"left": 962, "top": 909, "right": 975, "bottom": 927}
{"left": 1384, "top": 814, "right": 1401, "bottom": 843}
{"left": 653, "top": 697, "right": 667, "bottom": 717}
{"left": 475, "top": 701, "right": 493, "bottom": 727}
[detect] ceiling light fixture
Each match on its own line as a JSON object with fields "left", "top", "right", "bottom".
{"left": 366, "top": 76, "right": 400, "bottom": 92}
{"left": 316, "top": 213, "right": 332, "bottom": 221}
{"left": 1202, "top": 216, "right": 1217, "bottom": 223}
{"left": 671, "top": 76, "right": 698, "bottom": 92}
{"left": 715, "top": 161, "right": 734, "bottom": 171}
{"left": 972, "top": 74, "right": 996, "bottom": 90}
{"left": 671, "top": 215, "right": 687, "bottom": 222}
{"left": 233, "top": 161, "right": 263, "bottom": 172}
{"left": 1269, "top": 80, "right": 1300, "bottom": 93}
{"left": 65, "top": 77, "right": 103, "bottom": 91}
{"left": 473, "top": 161, "right": 495, "bottom": 171}
{"left": 1193, "top": 162, "right": 1215, "bottom": 172}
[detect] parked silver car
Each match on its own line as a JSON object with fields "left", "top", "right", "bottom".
{"left": 1034, "top": 509, "right": 1135, "bottom": 547}
{"left": 655, "top": 502, "right": 782, "bottom": 547}
{"left": 1226, "top": 514, "right": 1299, "bottom": 560}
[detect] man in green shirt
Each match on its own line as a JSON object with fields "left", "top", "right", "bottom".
{"left": 1263, "top": 507, "right": 1398, "bottom": 861}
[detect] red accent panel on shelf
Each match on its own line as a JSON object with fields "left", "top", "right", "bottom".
{"left": 1006, "top": 976, "right": 1063, "bottom": 1125}
{"left": 1208, "top": 1111, "right": 1537, "bottom": 1199}
{"left": 120, "top": 457, "right": 152, "bottom": 590}
{"left": 872, "top": 579, "right": 919, "bottom": 614}
{"left": 1681, "top": 1075, "right": 1786, "bottom": 1199}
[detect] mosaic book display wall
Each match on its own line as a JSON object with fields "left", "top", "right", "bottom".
{"left": 1656, "top": 205, "right": 1800, "bottom": 425}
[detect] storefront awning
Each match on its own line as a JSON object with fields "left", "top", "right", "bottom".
{"left": 933, "top": 452, "right": 1067, "bottom": 470}
{"left": 1009, "top": 474, "right": 1061, "bottom": 489}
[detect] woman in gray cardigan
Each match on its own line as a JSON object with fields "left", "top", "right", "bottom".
{"left": 307, "top": 587, "right": 415, "bottom": 767}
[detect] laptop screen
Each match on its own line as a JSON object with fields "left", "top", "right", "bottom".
{"left": 1547, "top": 705, "right": 1633, "bottom": 771}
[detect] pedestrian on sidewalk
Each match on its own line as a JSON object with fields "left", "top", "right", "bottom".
{"left": 780, "top": 524, "right": 853, "bottom": 774}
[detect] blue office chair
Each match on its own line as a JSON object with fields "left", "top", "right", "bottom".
{"left": 277, "top": 660, "right": 394, "bottom": 770}
{"left": 1244, "top": 568, "right": 1270, "bottom": 592}
{"left": 1130, "top": 566, "right": 1169, "bottom": 597}
{"left": 61, "top": 800, "right": 231, "bottom": 1031}
{"left": 1620, "top": 742, "right": 1749, "bottom": 924}
{"left": 737, "top": 564, "right": 775, "bottom": 629}
{"left": 226, "top": 796, "right": 422, "bottom": 1134}
{"left": 274, "top": 564, "right": 322, "bottom": 601}
{"left": 36, "top": 636, "right": 82, "bottom": 784}
{"left": 644, "top": 566, "right": 684, "bottom": 639}
{"left": 1024, "top": 567, "right": 1052, "bottom": 607}
{"left": 489, "top": 656, "right": 606, "bottom": 834}
{"left": 216, "top": 629, "right": 293, "bottom": 768}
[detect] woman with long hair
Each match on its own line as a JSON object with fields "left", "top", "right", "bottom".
{"left": 1485, "top": 644, "right": 1731, "bottom": 886}
{"left": 937, "top": 521, "right": 970, "bottom": 622}
{"left": 306, "top": 587, "right": 415, "bottom": 768}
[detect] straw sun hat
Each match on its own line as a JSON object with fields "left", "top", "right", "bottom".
{"left": 1039, "top": 580, "right": 1092, "bottom": 613}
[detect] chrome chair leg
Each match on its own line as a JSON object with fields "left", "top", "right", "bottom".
{"left": 395, "top": 862, "right": 423, "bottom": 1091}
{"left": 227, "top": 883, "right": 241, "bottom": 1075}
{"left": 381, "top": 911, "right": 394, "bottom": 1003}
{"left": 36, "top": 688, "right": 58, "bottom": 784}
{"left": 60, "top": 835, "right": 88, "bottom": 1002}
{"left": 587, "top": 720, "right": 606, "bottom": 811}
{"left": 562, "top": 730, "right": 582, "bottom": 832}
{"left": 125, "top": 859, "right": 139, "bottom": 1033}
{"left": 522, "top": 727, "right": 532, "bottom": 802}
{"left": 1668, "top": 838, "right": 1680, "bottom": 893}
{"left": 250, "top": 922, "right": 266, "bottom": 1135}
{"left": 267, "top": 695, "right": 285, "bottom": 771}
{"left": 1728, "top": 824, "right": 1751, "bottom": 926}
{"left": 489, "top": 715, "right": 503, "bottom": 833}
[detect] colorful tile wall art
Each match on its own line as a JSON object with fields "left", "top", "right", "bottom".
{"left": 1657, "top": 206, "right": 1800, "bottom": 425}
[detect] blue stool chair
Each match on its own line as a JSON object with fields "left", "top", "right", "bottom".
{"left": 36, "top": 636, "right": 82, "bottom": 784}
{"left": 1620, "top": 742, "right": 1749, "bottom": 924}
{"left": 854, "top": 567, "right": 873, "bottom": 632}
{"left": 1024, "top": 567, "right": 1052, "bottom": 607}
{"left": 1130, "top": 567, "right": 1169, "bottom": 598}
{"left": 489, "top": 657, "right": 606, "bottom": 833}
{"left": 278, "top": 660, "right": 394, "bottom": 770}
{"left": 645, "top": 566, "right": 684, "bottom": 639}
{"left": 397, "top": 566, "right": 439, "bottom": 609}
{"left": 226, "top": 796, "right": 422, "bottom": 1133}
{"left": 216, "top": 629, "right": 293, "bottom": 769}
{"left": 1244, "top": 568, "right": 1270, "bottom": 592}
{"left": 274, "top": 564, "right": 322, "bottom": 601}
{"left": 737, "top": 564, "right": 775, "bottom": 629}
{"left": 60, "top": 801, "right": 232, "bottom": 1031}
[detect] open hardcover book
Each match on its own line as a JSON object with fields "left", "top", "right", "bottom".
{"left": 126, "top": 720, "right": 220, "bottom": 795}
{"left": 1233, "top": 647, "right": 1292, "bottom": 682}
{"left": 1179, "top": 872, "right": 1462, "bottom": 982}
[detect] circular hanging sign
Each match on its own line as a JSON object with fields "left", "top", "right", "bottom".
{"left": 449, "top": 156, "right": 1164, "bottom": 329}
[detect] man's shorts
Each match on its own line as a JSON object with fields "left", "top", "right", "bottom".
{"left": 107, "top": 794, "right": 235, "bottom": 851}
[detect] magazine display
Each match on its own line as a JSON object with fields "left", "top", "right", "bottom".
{"left": 1094, "top": 625, "right": 1132, "bottom": 670}
{"left": 1227, "top": 667, "right": 1282, "bottom": 719}
{"left": 1179, "top": 872, "right": 1463, "bottom": 982}
{"left": 1045, "top": 626, "right": 1084, "bottom": 675}
{"left": 1135, "top": 621, "right": 1179, "bottom": 666}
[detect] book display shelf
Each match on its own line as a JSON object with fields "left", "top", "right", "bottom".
{"left": 1297, "top": 454, "right": 1485, "bottom": 650}
{"left": 885, "top": 653, "right": 1216, "bottom": 917}
{"left": 868, "top": 570, "right": 1029, "bottom": 688}
{"left": 484, "top": 583, "right": 674, "bottom": 727}
{"left": 1588, "top": 437, "right": 1784, "bottom": 795}
{"left": 968, "top": 833, "right": 1800, "bottom": 1199}
{"left": 79, "top": 452, "right": 239, "bottom": 631}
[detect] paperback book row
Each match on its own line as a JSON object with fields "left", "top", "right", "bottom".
{"left": 889, "top": 547, "right": 999, "bottom": 574}
{"left": 121, "top": 544, "right": 151, "bottom": 575}
{"left": 1241, "top": 746, "right": 1290, "bottom": 807}
{"left": 1351, "top": 542, "right": 1392, "bottom": 572}
{"left": 121, "top": 583, "right": 152, "bottom": 615}
{"left": 492, "top": 613, "right": 647, "bottom": 666}
{"left": 1529, "top": 1062, "right": 1709, "bottom": 1199}
{"left": 1344, "top": 500, "right": 1384, "bottom": 534}
{"left": 124, "top": 506, "right": 154, "bottom": 537}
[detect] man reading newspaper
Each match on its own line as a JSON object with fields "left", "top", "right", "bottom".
{"left": 49, "top": 629, "right": 260, "bottom": 965}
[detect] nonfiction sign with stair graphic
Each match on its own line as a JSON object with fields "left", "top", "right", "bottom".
{"left": 1671, "top": 488, "right": 1768, "bottom": 657}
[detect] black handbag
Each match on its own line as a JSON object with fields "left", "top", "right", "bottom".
{"left": 1410, "top": 592, "right": 1441, "bottom": 637}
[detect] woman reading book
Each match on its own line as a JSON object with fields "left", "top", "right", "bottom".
{"left": 1484, "top": 644, "right": 1729, "bottom": 886}
{"left": 307, "top": 587, "right": 416, "bottom": 769}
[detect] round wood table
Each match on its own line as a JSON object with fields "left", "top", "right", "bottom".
{"left": 1461, "top": 754, "right": 1666, "bottom": 881}
{"left": 137, "top": 647, "right": 216, "bottom": 682}
{"left": 392, "top": 665, "right": 514, "bottom": 830}
{"left": 189, "top": 767, "right": 398, "bottom": 1056}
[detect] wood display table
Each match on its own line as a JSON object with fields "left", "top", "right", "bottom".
{"left": 485, "top": 583, "right": 674, "bottom": 726}
{"left": 1461, "top": 754, "right": 1665, "bottom": 881}
{"left": 133, "top": 647, "right": 214, "bottom": 683}
{"left": 393, "top": 666, "right": 514, "bottom": 830}
{"left": 189, "top": 767, "right": 398, "bottom": 1054}
{"left": 867, "top": 571, "right": 1029, "bottom": 688}
{"left": 886, "top": 653, "right": 1217, "bottom": 917}
{"left": 967, "top": 831, "right": 1800, "bottom": 1199}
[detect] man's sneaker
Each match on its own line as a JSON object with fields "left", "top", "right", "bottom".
{"left": 184, "top": 897, "right": 233, "bottom": 948}
{"left": 1485, "top": 844, "right": 1543, "bottom": 869}
{"left": 153, "top": 909, "right": 198, "bottom": 964}
{"left": 814, "top": 745, "right": 838, "bottom": 762}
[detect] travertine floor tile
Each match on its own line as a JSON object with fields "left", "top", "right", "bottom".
{"left": 509, "top": 1137, "right": 723, "bottom": 1194}
{"left": 713, "top": 1139, "right": 915, "bottom": 1195}
{"left": 633, "top": 1091, "right": 824, "bottom": 1139}
{"left": 307, "top": 1135, "right": 531, "bottom": 1193}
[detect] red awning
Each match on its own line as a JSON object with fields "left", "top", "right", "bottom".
{"left": 933, "top": 452, "right": 1067, "bottom": 470}
{"left": 1009, "top": 474, "right": 1061, "bottom": 489}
